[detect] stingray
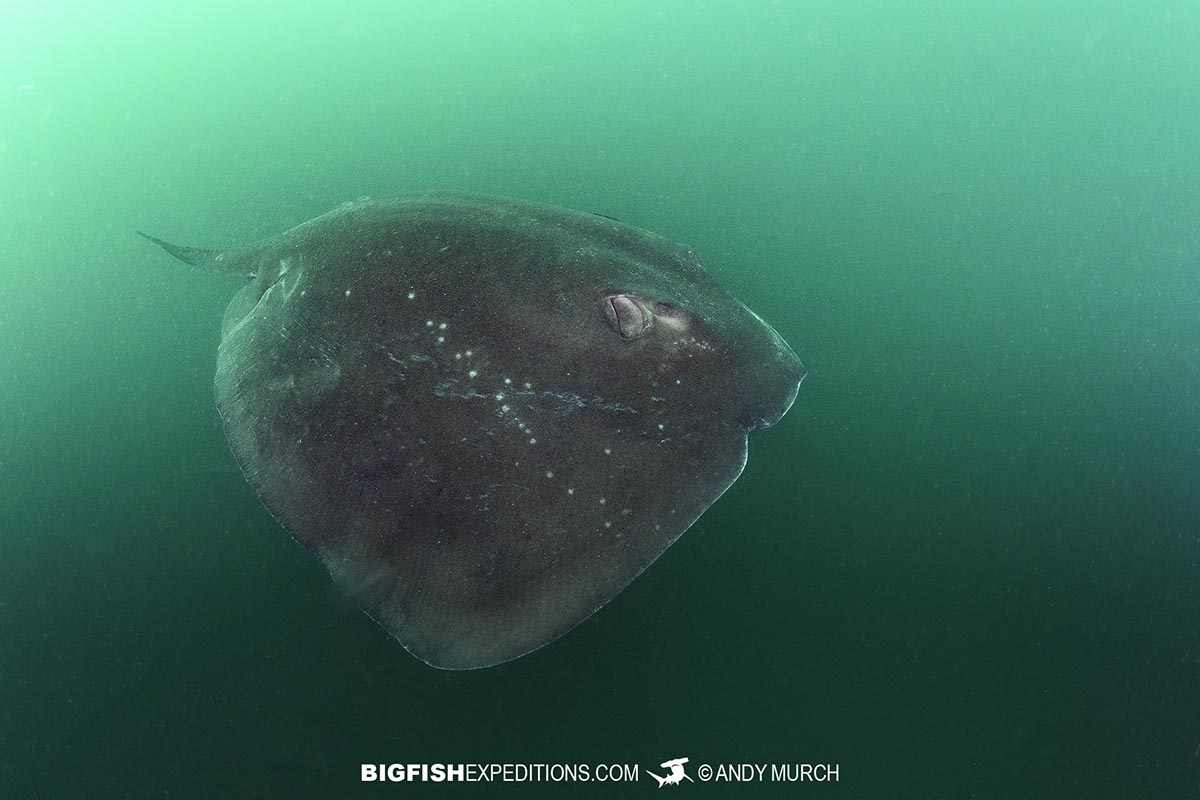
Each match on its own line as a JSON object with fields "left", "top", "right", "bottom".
{"left": 141, "top": 192, "right": 805, "bottom": 669}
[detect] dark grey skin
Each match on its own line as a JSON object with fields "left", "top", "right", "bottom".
{"left": 142, "top": 193, "right": 805, "bottom": 669}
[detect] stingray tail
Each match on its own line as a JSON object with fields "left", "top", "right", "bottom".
{"left": 137, "top": 231, "right": 221, "bottom": 267}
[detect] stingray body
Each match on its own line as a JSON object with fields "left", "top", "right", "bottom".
{"left": 143, "top": 193, "right": 804, "bottom": 669}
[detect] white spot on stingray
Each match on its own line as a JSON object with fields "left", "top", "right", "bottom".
{"left": 344, "top": 289, "right": 352, "bottom": 297}
{"left": 524, "top": 382, "right": 532, "bottom": 390}
{"left": 437, "top": 336, "right": 445, "bottom": 344}
{"left": 455, "top": 353, "right": 462, "bottom": 360}
{"left": 621, "top": 508, "right": 631, "bottom": 515}
{"left": 300, "top": 290, "right": 306, "bottom": 297}
{"left": 529, "top": 438, "right": 537, "bottom": 445}
{"left": 501, "top": 404, "right": 510, "bottom": 412}
{"left": 465, "top": 350, "right": 473, "bottom": 357}
{"left": 438, "top": 322, "right": 447, "bottom": 330}
{"left": 675, "top": 379, "right": 682, "bottom": 384}
{"left": 599, "top": 497, "right": 607, "bottom": 505}
{"left": 468, "top": 370, "right": 478, "bottom": 378}
{"left": 545, "top": 471, "right": 554, "bottom": 479}
{"left": 604, "top": 521, "right": 612, "bottom": 529}
{"left": 495, "top": 393, "right": 505, "bottom": 401}
{"left": 655, "top": 524, "right": 662, "bottom": 531}
{"left": 567, "top": 488, "right": 575, "bottom": 495}
{"left": 604, "top": 447, "right": 612, "bottom": 455}
{"left": 425, "top": 320, "right": 434, "bottom": 327}
{"left": 504, "top": 378, "right": 512, "bottom": 385}
{"left": 407, "top": 291, "right": 415, "bottom": 300}
{"left": 658, "top": 423, "right": 665, "bottom": 430}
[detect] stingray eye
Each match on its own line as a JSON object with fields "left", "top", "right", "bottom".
{"left": 604, "top": 293, "right": 652, "bottom": 340}
{"left": 654, "top": 301, "right": 678, "bottom": 315}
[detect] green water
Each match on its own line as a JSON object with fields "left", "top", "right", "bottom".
{"left": 2, "top": 1, "right": 1197, "bottom": 797}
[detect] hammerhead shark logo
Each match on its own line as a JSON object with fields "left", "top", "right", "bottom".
{"left": 647, "top": 757, "right": 693, "bottom": 787}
